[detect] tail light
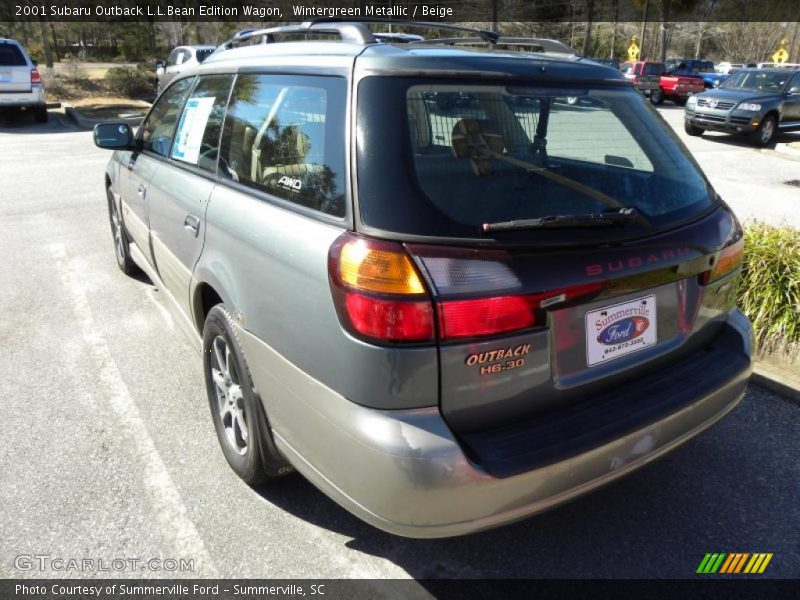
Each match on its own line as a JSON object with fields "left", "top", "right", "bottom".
{"left": 329, "top": 233, "right": 434, "bottom": 343}
{"left": 31, "top": 68, "right": 41, "bottom": 84}
{"left": 329, "top": 233, "right": 604, "bottom": 344}
{"left": 700, "top": 237, "right": 744, "bottom": 285}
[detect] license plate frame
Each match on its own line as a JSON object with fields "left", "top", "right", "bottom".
{"left": 585, "top": 295, "right": 657, "bottom": 367}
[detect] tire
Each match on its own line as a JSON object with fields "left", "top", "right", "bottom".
{"left": 750, "top": 114, "right": 777, "bottom": 147}
{"left": 34, "top": 106, "right": 48, "bottom": 123}
{"left": 684, "top": 121, "right": 704, "bottom": 137}
{"left": 649, "top": 90, "right": 664, "bottom": 105}
{"left": 106, "top": 187, "right": 139, "bottom": 275}
{"left": 203, "top": 304, "right": 293, "bottom": 485}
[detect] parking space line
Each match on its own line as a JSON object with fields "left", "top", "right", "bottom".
{"left": 49, "top": 242, "right": 218, "bottom": 577}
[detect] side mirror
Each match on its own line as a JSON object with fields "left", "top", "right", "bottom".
{"left": 93, "top": 122, "right": 135, "bottom": 150}
{"left": 155, "top": 60, "right": 165, "bottom": 69}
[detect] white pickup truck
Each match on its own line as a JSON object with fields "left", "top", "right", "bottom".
{"left": 0, "top": 38, "right": 47, "bottom": 122}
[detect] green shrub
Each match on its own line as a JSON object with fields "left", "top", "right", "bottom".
{"left": 738, "top": 222, "right": 800, "bottom": 355}
{"left": 104, "top": 65, "right": 153, "bottom": 98}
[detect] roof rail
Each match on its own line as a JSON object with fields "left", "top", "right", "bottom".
{"left": 216, "top": 21, "right": 376, "bottom": 51}
{"left": 306, "top": 17, "right": 500, "bottom": 44}
{"left": 411, "top": 36, "right": 578, "bottom": 55}
{"left": 216, "top": 19, "right": 500, "bottom": 53}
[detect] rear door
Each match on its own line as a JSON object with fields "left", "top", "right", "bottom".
{"left": 0, "top": 40, "right": 31, "bottom": 93}
{"left": 147, "top": 74, "right": 234, "bottom": 318}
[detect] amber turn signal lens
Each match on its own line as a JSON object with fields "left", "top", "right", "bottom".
{"left": 702, "top": 238, "right": 744, "bottom": 284}
{"left": 339, "top": 238, "right": 425, "bottom": 295}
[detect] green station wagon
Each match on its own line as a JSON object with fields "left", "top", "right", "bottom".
{"left": 94, "top": 21, "right": 752, "bottom": 538}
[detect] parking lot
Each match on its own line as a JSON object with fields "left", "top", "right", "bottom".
{"left": 0, "top": 106, "right": 799, "bottom": 582}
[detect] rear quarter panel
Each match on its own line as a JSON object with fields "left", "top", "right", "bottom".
{"left": 196, "top": 186, "right": 440, "bottom": 420}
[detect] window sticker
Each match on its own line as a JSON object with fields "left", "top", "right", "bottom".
{"left": 172, "top": 96, "right": 215, "bottom": 165}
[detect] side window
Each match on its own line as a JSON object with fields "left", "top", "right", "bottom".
{"left": 219, "top": 74, "right": 347, "bottom": 217}
{"left": 171, "top": 75, "right": 234, "bottom": 173}
{"left": 166, "top": 49, "right": 179, "bottom": 67}
{"left": 140, "top": 77, "right": 194, "bottom": 157}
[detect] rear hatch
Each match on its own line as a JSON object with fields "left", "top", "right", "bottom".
{"left": 355, "top": 75, "right": 745, "bottom": 470}
{"left": 0, "top": 41, "right": 32, "bottom": 93}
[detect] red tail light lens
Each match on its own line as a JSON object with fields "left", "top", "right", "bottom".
{"left": 439, "top": 296, "right": 534, "bottom": 340}
{"left": 31, "top": 68, "right": 41, "bottom": 84}
{"left": 437, "top": 283, "right": 603, "bottom": 341}
{"left": 345, "top": 294, "right": 434, "bottom": 342}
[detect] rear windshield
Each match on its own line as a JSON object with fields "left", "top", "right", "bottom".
{"left": 356, "top": 78, "right": 713, "bottom": 242}
{"left": 643, "top": 63, "right": 665, "bottom": 75}
{"left": 0, "top": 43, "right": 27, "bottom": 66}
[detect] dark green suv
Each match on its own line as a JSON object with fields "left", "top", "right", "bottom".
{"left": 684, "top": 68, "right": 800, "bottom": 146}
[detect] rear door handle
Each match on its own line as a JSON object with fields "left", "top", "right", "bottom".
{"left": 184, "top": 215, "right": 200, "bottom": 237}
{"left": 137, "top": 184, "right": 146, "bottom": 200}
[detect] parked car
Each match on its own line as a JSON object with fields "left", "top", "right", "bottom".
{"left": 92, "top": 21, "right": 752, "bottom": 538}
{"left": 658, "top": 70, "right": 705, "bottom": 105}
{"left": 0, "top": 37, "right": 47, "bottom": 122}
{"left": 155, "top": 45, "right": 215, "bottom": 94}
{"left": 715, "top": 62, "right": 755, "bottom": 75}
{"left": 666, "top": 58, "right": 727, "bottom": 88}
{"left": 684, "top": 68, "right": 800, "bottom": 146}
{"left": 620, "top": 60, "right": 664, "bottom": 101}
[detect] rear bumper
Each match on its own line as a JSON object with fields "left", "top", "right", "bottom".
{"left": 0, "top": 86, "right": 45, "bottom": 108}
{"left": 238, "top": 310, "right": 752, "bottom": 539}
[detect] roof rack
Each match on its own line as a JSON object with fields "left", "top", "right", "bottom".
{"left": 217, "top": 21, "right": 377, "bottom": 51}
{"left": 216, "top": 19, "right": 499, "bottom": 52}
{"left": 307, "top": 17, "right": 500, "bottom": 44}
{"left": 411, "top": 36, "right": 578, "bottom": 55}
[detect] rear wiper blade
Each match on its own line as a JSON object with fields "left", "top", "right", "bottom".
{"left": 482, "top": 208, "right": 640, "bottom": 234}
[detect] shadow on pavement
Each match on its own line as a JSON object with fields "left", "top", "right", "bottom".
{"left": 250, "top": 389, "right": 798, "bottom": 581}
{"left": 695, "top": 130, "right": 800, "bottom": 150}
{"left": 0, "top": 108, "right": 74, "bottom": 133}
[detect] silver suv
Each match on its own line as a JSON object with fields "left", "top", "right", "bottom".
{"left": 94, "top": 21, "right": 752, "bottom": 538}
{"left": 155, "top": 44, "right": 215, "bottom": 94}
{"left": 0, "top": 38, "right": 47, "bottom": 122}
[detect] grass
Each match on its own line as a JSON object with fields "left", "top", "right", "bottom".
{"left": 738, "top": 222, "right": 800, "bottom": 357}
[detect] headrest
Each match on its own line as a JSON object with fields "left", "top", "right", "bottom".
{"left": 450, "top": 119, "right": 505, "bottom": 176}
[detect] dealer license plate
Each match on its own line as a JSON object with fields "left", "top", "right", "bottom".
{"left": 585, "top": 295, "right": 657, "bottom": 367}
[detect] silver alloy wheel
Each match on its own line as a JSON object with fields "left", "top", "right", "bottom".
{"left": 760, "top": 119, "right": 775, "bottom": 144}
{"left": 109, "top": 196, "right": 125, "bottom": 264}
{"left": 210, "top": 335, "right": 249, "bottom": 455}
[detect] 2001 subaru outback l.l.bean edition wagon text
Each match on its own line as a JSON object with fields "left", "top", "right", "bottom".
{"left": 93, "top": 20, "right": 752, "bottom": 538}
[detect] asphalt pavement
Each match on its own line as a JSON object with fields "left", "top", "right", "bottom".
{"left": 0, "top": 107, "right": 798, "bottom": 583}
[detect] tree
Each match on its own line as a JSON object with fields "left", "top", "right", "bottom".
{"left": 37, "top": 16, "right": 53, "bottom": 70}
{"left": 582, "top": 0, "right": 596, "bottom": 55}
